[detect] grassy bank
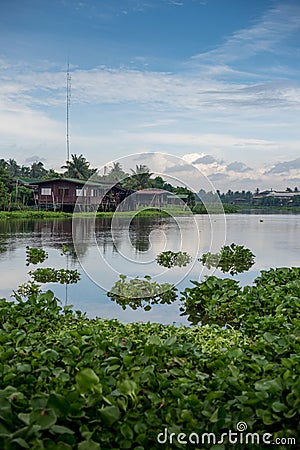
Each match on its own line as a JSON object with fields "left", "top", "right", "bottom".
{"left": 0, "top": 210, "right": 72, "bottom": 220}
{"left": 0, "top": 206, "right": 229, "bottom": 221}
{"left": 0, "top": 210, "right": 169, "bottom": 221}
{"left": 1, "top": 204, "right": 300, "bottom": 221}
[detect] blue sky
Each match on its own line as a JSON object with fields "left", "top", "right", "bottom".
{"left": 0, "top": 0, "right": 300, "bottom": 191}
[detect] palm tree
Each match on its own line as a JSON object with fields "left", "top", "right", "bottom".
{"left": 107, "top": 162, "right": 127, "bottom": 181}
{"left": 6, "top": 159, "right": 20, "bottom": 177}
{"left": 20, "top": 166, "right": 31, "bottom": 177}
{"left": 62, "top": 154, "right": 96, "bottom": 180}
{"left": 122, "top": 164, "right": 153, "bottom": 190}
{"left": 122, "top": 164, "right": 154, "bottom": 190}
{"left": 29, "top": 161, "right": 48, "bottom": 178}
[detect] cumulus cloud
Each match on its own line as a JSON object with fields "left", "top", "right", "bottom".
{"left": 164, "top": 164, "right": 194, "bottom": 174}
{"left": 208, "top": 173, "right": 229, "bottom": 181}
{"left": 176, "top": 152, "right": 300, "bottom": 192}
{"left": 192, "top": 155, "right": 217, "bottom": 164}
{"left": 265, "top": 157, "right": 300, "bottom": 174}
{"left": 226, "top": 161, "right": 253, "bottom": 172}
{"left": 25, "top": 155, "right": 46, "bottom": 163}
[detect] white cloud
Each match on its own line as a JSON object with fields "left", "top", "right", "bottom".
{"left": 138, "top": 119, "right": 178, "bottom": 128}
{"left": 123, "top": 132, "right": 279, "bottom": 152}
{"left": 132, "top": 151, "right": 297, "bottom": 193}
{"left": 192, "top": 3, "right": 300, "bottom": 64}
{"left": 2, "top": 64, "right": 300, "bottom": 114}
{"left": 0, "top": 0, "right": 299, "bottom": 188}
{"left": 0, "top": 108, "right": 62, "bottom": 141}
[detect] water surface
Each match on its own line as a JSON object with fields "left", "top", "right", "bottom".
{"left": 0, "top": 214, "right": 299, "bottom": 325}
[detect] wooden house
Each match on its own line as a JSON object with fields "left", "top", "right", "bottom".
{"left": 33, "top": 178, "right": 130, "bottom": 212}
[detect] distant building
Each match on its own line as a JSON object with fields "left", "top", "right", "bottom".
{"left": 128, "top": 190, "right": 189, "bottom": 209}
{"left": 116, "top": 189, "right": 169, "bottom": 210}
{"left": 253, "top": 190, "right": 300, "bottom": 206}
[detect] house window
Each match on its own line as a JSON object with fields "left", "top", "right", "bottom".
{"left": 76, "top": 188, "right": 86, "bottom": 197}
{"left": 41, "top": 188, "right": 51, "bottom": 196}
{"left": 92, "top": 189, "right": 99, "bottom": 197}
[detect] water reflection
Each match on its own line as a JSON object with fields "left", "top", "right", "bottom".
{"left": 128, "top": 216, "right": 171, "bottom": 253}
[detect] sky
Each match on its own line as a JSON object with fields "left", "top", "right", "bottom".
{"left": 0, "top": 0, "right": 300, "bottom": 192}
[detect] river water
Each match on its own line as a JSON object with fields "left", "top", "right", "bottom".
{"left": 0, "top": 214, "right": 299, "bottom": 325}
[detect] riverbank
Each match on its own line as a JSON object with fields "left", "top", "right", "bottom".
{"left": 1, "top": 204, "right": 299, "bottom": 220}
{"left": 0, "top": 204, "right": 234, "bottom": 220}
{"left": 238, "top": 205, "right": 300, "bottom": 214}
{"left": 0, "top": 209, "right": 170, "bottom": 221}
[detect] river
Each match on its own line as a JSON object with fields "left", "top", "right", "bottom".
{"left": 0, "top": 213, "right": 299, "bottom": 325}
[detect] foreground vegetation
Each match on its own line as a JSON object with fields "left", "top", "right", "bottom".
{"left": 0, "top": 263, "right": 299, "bottom": 449}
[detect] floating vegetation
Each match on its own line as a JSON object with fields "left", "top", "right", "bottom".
{"left": 26, "top": 246, "right": 48, "bottom": 265}
{"left": 29, "top": 268, "right": 80, "bottom": 284}
{"left": 107, "top": 274, "right": 177, "bottom": 310}
{"left": 156, "top": 250, "right": 191, "bottom": 268}
{"left": 199, "top": 243, "right": 255, "bottom": 275}
{"left": 61, "top": 243, "right": 70, "bottom": 255}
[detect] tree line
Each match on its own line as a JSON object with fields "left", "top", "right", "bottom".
{"left": 0, "top": 155, "right": 195, "bottom": 210}
{"left": 0, "top": 155, "right": 299, "bottom": 210}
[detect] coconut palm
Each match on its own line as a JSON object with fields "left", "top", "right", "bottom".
{"left": 6, "top": 159, "right": 20, "bottom": 177}
{"left": 107, "top": 162, "right": 127, "bottom": 181}
{"left": 62, "top": 154, "right": 96, "bottom": 180}
{"left": 122, "top": 164, "right": 153, "bottom": 190}
{"left": 29, "top": 161, "right": 47, "bottom": 179}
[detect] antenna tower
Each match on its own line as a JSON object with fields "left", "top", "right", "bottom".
{"left": 66, "top": 63, "right": 71, "bottom": 162}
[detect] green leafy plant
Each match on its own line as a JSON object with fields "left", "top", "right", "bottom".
{"left": 180, "top": 276, "right": 243, "bottom": 326}
{"left": 0, "top": 280, "right": 299, "bottom": 449}
{"left": 199, "top": 243, "right": 255, "bottom": 275}
{"left": 180, "top": 267, "right": 300, "bottom": 333}
{"left": 15, "top": 280, "right": 41, "bottom": 297}
{"left": 25, "top": 246, "right": 48, "bottom": 266}
{"left": 156, "top": 250, "right": 191, "bottom": 268}
{"left": 0, "top": 245, "right": 299, "bottom": 449}
{"left": 107, "top": 274, "right": 177, "bottom": 310}
{"left": 29, "top": 267, "right": 80, "bottom": 284}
